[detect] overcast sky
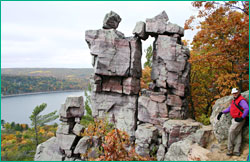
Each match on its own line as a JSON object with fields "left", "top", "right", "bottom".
{"left": 1, "top": 1, "right": 198, "bottom": 68}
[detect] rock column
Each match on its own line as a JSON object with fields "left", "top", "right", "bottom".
{"left": 85, "top": 11, "right": 142, "bottom": 138}
{"left": 134, "top": 11, "right": 190, "bottom": 122}
{"left": 35, "top": 96, "right": 85, "bottom": 161}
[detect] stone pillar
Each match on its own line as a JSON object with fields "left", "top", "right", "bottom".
{"left": 134, "top": 11, "right": 190, "bottom": 121}
{"left": 85, "top": 11, "right": 142, "bottom": 138}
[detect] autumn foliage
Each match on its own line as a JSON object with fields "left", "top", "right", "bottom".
{"left": 81, "top": 118, "right": 155, "bottom": 161}
{"left": 140, "top": 66, "right": 152, "bottom": 89}
{"left": 1, "top": 124, "right": 57, "bottom": 161}
{"left": 185, "top": 1, "right": 249, "bottom": 124}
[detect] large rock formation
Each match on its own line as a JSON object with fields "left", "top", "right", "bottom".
{"left": 85, "top": 10, "right": 191, "bottom": 158}
{"left": 35, "top": 96, "right": 85, "bottom": 161}
{"left": 85, "top": 11, "right": 142, "bottom": 138}
{"left": 36, "top": 11, "right": 193, "bottom": 161}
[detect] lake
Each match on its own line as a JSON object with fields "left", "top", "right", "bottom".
{"left": 1, "top": 91, "right": 85, "bottom": 125}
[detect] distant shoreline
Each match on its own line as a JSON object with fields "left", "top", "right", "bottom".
{"left": 1, "top": 90, "right": 85, "bottom": 98}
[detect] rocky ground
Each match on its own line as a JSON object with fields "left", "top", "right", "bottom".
{"left": 207, "top": 142, "right": 249, "bottom": 161}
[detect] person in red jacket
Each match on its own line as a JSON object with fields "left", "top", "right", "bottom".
{"left": 217, "top": 88, "right": 249, "bottom": 156}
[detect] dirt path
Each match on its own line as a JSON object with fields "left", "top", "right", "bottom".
{"left": 207, "top": 143, "right": 249, "bottom": 161}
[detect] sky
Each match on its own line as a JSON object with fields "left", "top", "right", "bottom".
{"left": 1, "top": 1, "right": 198, "bottom": 68}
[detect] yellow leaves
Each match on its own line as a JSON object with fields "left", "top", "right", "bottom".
{"left": 215, "top": 73, "right": 240, "bottom": 97}
{"left": 47, "top": 131, "right": 54, "bottom": 137}
{"left": 39, "top": 128, "right": 45, "bottom": 134}
{"left": 184, "top": 15, "right": 196, "bottom": 30}
{"left": 140, "top": 66, "right": 152, "bottom": 89}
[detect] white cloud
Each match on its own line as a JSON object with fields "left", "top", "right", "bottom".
{"left": 1, "top": 1, "right": 198, "bottom": 68}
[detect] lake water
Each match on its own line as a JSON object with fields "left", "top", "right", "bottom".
{"left": 1, "top": 91, "right": 85, "bottom": 125}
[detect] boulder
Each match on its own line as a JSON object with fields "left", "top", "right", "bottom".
{"left": 188, "top": 125, "right": 214, "bottom": 148}
{"left": 73, "top": 123, "right": 84, "bottom": 136}
{"left": 168, "top": 106, "right": 188, "bottom": 119}
{"left": 34, "top": 137, "right": 64, "bottom": 161}
{"left": 56, "top": 122, "right": 70, "bottom": 135}
{"left": 187, "top": 143, "right": 211, "bottom": 161}
{"left": 135, "top": 123, "right": 159, "bottom": 156}
{"left": 85, "top": 30, "right": 141, "bottom": 78}
{"left": 156, "top": 144, "right": 166, "bottom": 161}
{"left": 165, "top": 22, "right": 184, "bottom": 36}
{"left": 163, "top": 119, "right": 201, "bottom": 147}
{"left": 103, "top": 11, "right": 121, "bottom": 29}
{"left": 164, "top": 136, "right": 211, "bottom": 161}
{"left": 166, "top": 94, "right": 183, "bottom": 107}
{"left": 91, "top": 92, "right": 137, "bottom": 137}
{"left": 164, "top": 138, "right": 194, "bottom": 161}
{"left": 132, "top": 21, "right": 148, "bottom": 40}
{"left": 74, "top": 136, "right": 92, "bottom": 154}
{"left": 145, "top": 11, "right": 169, "bottom": 35}
{"left": 56, "top": 134, "right": 77, "bottom": 150}
{"left": 138, "top": 95, "right": 168, "bottom": 125}
{"left": 210, "top": 90, "right": 249, "bottom": 142}
{"left": 59, "top": 96, "right": 84, "bottom": 120}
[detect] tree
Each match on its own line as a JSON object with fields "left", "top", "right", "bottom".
{"left": 141, "top": 45, "right": 153, "bottom": 89}
{"left": 1, "top": 119, "right": 5, "bottom": 127}
{"left": 140, "top": 66, "right": 152, "bottom": 89}
{"left": 29, "top": 103, "right": 58, "bottom": 146}
{"left": 143, "top": 45, "right": 153, "bottom": 68}
{"left": 185, "top": 1, "right": 249, "bottom": 124}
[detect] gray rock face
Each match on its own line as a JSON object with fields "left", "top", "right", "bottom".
{"left": 132, "top": 21, "right": 148, "bottom": 40}
{"left": 146, "top": 11, "right": 169, "bottom": 35}
{"left": 150, "top": 34, "right": 190, "bottom": 119}
{"left": 135, "top": 123, "right": 159, "bottom": 156}
{"left": 163, "top": 119, "right": 201, "bottom": 147}
{"left": 103, "top": 11, "right": 121, "bottom": 29}
{"left": 34, "top": 137, "right": 64, "bottom": 161}
{"left": 59, "top": 96, "right": 84, "bottom": 121}
{"left": 56, "top": 122, "right": 70, "bottom": 135}
{"left": 85, "top": 29, "right": 130, "bottom": 77}
{"left": 138, "top": 94, "right": 168, "bottom": 125}
{"left": 56, "top": 134, "right": 77, "bottom": 150}
{"left": 188, "top": 125, "right": 214, "bottom": 148}
{"left": 91, "top": 92, "right": 137, "bottom": 137}
{"left": 85, "top": 30, "right": 142, "bottom": 78}
{"left": 74, "top": 136, "right": 92, "bottom": 154}
{"left": 145, "top": 11, "right": 183, "bottom": 37}
{"left": 187, "top": 143, "right": 211, "bottom": 161}
{"left": 210, "top": 90, "right": 249, "bottom": 142}
{"left": 73, "top": 123, "right": 84, "bottom": 136}
{"left": 123, "top": 77, "right": 140, "bottom": 95}
{"left": 164, "top": 138, "right": 193, "bottom": 161}
{"left": 157, "top": 144, "right": 166, "bottom": 161}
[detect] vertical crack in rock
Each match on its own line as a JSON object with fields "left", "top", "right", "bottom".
{"left": 128, "top": 39, "right": 132, "bottom": 77}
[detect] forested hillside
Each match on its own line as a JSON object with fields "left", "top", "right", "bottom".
{"left": 1, "top": 68, "right": 93, "bottom": 96}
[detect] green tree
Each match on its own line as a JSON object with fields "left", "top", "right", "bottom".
{"left": 144, "top": 45, "right": 153, "bottom": 68}
{"left": 1, "top": 119, "right": 5, "bottom": 128}
{"left": 29, "top": 103, "right": 58, "bottom": 146}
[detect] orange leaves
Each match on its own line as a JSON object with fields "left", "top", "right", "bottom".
{"left": 140, "top": 66, "right": 152, "bottom": 89}
{"left": 82, "top": 118, "right": 114, "bottom": 137}
{"left": 215, "top": 73, "right": 240, "bottom": 97}
{"left": 184, "top": 16, "right": 196, "bottom": 30}
{"left": 187, "top": 1, "right": 249, "bottom": 124}
{"left": 81, "top": 118, "right": 155, "bottom": 161}
{"left": 99, "top": 128, "right": 154, "bottom": 161}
